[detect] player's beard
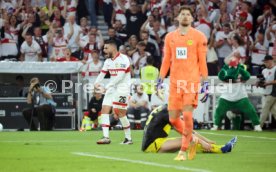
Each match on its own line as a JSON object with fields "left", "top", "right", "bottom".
{"left": 105, "top": 53, "right": 112, "bottom": 59}
{"left": 180, "top": 21, "right": 190, "bottom": 27}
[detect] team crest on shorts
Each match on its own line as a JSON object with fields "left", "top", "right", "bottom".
{"left": 187, "top": 40, "right": 193, "bottom": 45}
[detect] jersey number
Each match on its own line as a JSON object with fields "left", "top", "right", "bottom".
{"left": 119, "top": 96, "right": 127, "bottom": 103}
{"left": 176, "top": 47, "right": 187, "bottom": 59}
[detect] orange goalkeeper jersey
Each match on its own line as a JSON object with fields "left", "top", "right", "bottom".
{"left": 160, "top": 28, "right": 208, "bottom": 84}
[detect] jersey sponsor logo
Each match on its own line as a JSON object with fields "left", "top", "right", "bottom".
{"left": 120, "top": 64, "right": 126, "bottom": 68}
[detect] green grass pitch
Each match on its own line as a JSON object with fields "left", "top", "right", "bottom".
{"left": 0, "top": 130, "right": 276, "bottom": 172}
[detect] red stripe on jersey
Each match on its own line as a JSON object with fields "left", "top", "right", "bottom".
{"left": 109, "top": 67, "right": 130, "bottom": 73}
{"left": 112, "top": 52, "right": 120, "bottom": 61}
{"left": 101, "top": 70, "right": 108, "bottom": 74}
{"left": 88, "top": 72, "right": 99, "bottom": 76}
{"left": 113, "top": 102, "right": 128, "bottom": 107}
{"left": 125, "top": 67, "right": 130, "bottom": 73}
{"left": 110, "top": 74, "right": 117, "bottom": 76}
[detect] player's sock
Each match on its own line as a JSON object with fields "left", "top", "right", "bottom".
{"left": 169, "top": 117, "right": 183, "bottom": 134}
{"left": 119, "top": 116, "right": 131, "bottom": 140}
{"left": 181, "top": 111, "right": 193, "bottom": 151}
{"left": 101, "top": 114, "right": 110, "bottom": 138}
{"left": 196, "top": 144, "right": 223, "bottom": 153}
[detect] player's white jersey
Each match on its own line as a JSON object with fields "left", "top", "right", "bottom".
{"left": 96, "top": 53, "right": 131, "bottom": 92}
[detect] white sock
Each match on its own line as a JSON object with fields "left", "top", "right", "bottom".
{"left": 119, "top": 116, "right": 131, "bottom": 140}
{"left": 101, "top": 114, "right": 110, "bottom": 138}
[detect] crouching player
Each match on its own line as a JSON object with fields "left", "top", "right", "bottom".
{"left": 142, "top": 105, "right": 237, "bottom": 155}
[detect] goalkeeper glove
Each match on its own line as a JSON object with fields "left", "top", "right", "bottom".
{"left": 200, "top": 81, "right": 209, "bottom": 103}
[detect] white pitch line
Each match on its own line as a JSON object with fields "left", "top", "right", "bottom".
{"left": 0, "top": 140, "right": 81, "bottom": 143}
{"left": 199, "top": 132, "right": 276, "bottom": 141}
{"left": 72, "top": 152, "right": 212, "bottom": 172}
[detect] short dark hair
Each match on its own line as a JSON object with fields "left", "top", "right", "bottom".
{"left": 25, "top": 32, "right": 33, "bottom": 37}
{"left": 223, "top": 23, "right": 231, "bottom": 28}
{"left": 233, "top": 34, "right": 245, "bottom": 46}
{"left": 104, "top": 39, "right": 117, "bottom": 48}
{"left": 137, "top": 41, "right": 146, "bottom": 47}
{"left": 179, "top": 5, "right": 194, "bottom": 16}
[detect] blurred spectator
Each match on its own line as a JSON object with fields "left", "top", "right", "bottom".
{"left": 126, "top": 34, "right": 138, "bottom": 57}
{"left": 38, "top": 10, "right": 50, "bottom": 35}
{"left": 266, "top": 21, "right": 276, "bottom": 58}
{"left": 63, "top": 15, "right": 82, "bottom": 59}
{"left": 33, "top": 27, "right": 49, "bottom": 60}
{"left": 79, "top": 17, "right": 90, "bottom": 38}
{"left": 194, "top": 0, "right": 212, "bottom": 40}
{"left": 16, "top": 75, "right": 28, "bottom": 97}
{"left": 150, "top": 84, "right": 168, "bottom": 110}
{"left": 132, "top": 41, "right": 151, "bottom": 78}
{"left": 140, "top": 56, "right": 159, "bottom": 101}
{"left": 113, "top": 20, "right": 128, "bottom": 43}
{"left": 49, "top": 27, "right": 69, "bottom": 61}
{"left": 256, "top": 5, "right": 273, "bottom": 36}
{"left": 20, "top": 32, "right": 42, "bottom": 61}
{"left": 125, "top": 1, "right": 146, "bottom": 39}
{"left": 119, "top": 45, "right": 135, "bottom": 77}
{"left": 0, "top": 20, "right": 18, "bottom": 61}
{"left": 49, "top": 8, "right": 66, "bottom": 28}
{"left": 147, "top": 20, "right": 166, "bottom": 66}
{"left": 225, "top": 34, "right": 246, "bottom": 65}
{"left": 167, "top": 17, "right": 179, "bottom": 32}
{"left": 207, "top": 30, "right": 219, "bottom": 76}
{"left": 103, "top": 0, "right": 113, "bottom": 27}
{"left": 251, "top": 32, "right": 268, "bottom": 75}
{"left": 21, "top": 13, "right": 40, "bottom": 36}
{"left": 215, "top": 23, "right": 232, "bottom": 69}
{"left": 127, "top": 84, "right": 150, "bottom": 129}
{"left": 112, "top": 0, "right": 127, "bottom": 26}
{"left": 105, "top": 27, "right": 123, "bottom": 48}
{"left": 87, "top": 89, "right": 104, "bottom": 129}
{"left": 78, "top": 32, "right": 103, "bottom": 61}
{"left": 81, "top": 50, "right": 103, "bottom": 82}
{"left": 9, "top": 15, "right": 21, "bottom": 43}
{"left": 238, "top": 24, "right": 253, "bottom": 64}
{"left": 259, "top": 55, "right": 276, "bottom": 128}
{"left": 140, "top": 30, "right": 157, "bottom": 58}
{"left": 23, "top": 77, "right": 56, "bottom": 131}
{"left": 63, "top": 0, "right": 78, "bottom": 17}
{"left": 85, "top": 0, "right": 97, "bottom": 26}
{"left": 55, "top": 47, "right": 79, "bottom": 62}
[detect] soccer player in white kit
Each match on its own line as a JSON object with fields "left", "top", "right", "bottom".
{"left": 94, "top": 40, "right": 133, "bottom": 145}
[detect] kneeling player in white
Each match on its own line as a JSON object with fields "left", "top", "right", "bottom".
{"left": 94, "top": 40, "right": 132, "bottom": 144}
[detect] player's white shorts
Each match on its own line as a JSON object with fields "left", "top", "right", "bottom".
{"left": 102, "top": 87, "right": 130, "bottom": 110}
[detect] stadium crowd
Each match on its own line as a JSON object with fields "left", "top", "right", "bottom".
{"left": 0, "top": 0, "right": 275, "bottom": 76}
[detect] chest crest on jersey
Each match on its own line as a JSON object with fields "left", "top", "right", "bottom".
{"left": 187, "top": 40, "right": 193, "bottom": 46}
